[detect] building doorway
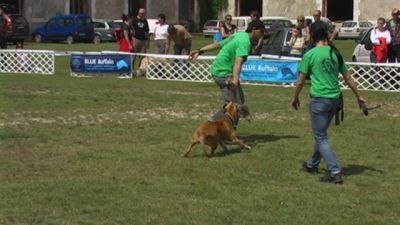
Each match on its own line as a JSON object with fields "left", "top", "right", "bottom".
{"left": 129, "top": 0, "right": 146, "bottom": 15}
{"left": 0, "top": 0, "right": 21, "bottom": 14}
{"left": 70, "top": 0, "right": 90, "bottom": 14}
{"left": 236, "top": 0, "right": 262, "bottom": 16}
{"left": 325, "top": 0, "right": 353, "bottom": 21}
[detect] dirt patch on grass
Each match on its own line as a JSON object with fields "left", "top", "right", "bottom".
{"left": 0, "top": 106, "right": 214, "bottom": 127}
{"left": 153, "top": 90, "right": 216, "bottom": 97}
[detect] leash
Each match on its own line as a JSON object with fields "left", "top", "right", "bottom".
{"left": 360, "top": 102, "right": 388, "bottom": 116}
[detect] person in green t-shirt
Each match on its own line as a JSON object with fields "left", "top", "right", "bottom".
{"left": 292, "top": 21, "right": 366, "bottom": 184}
{"left": 189, "top": 20, "right": 265, "bottom": 125}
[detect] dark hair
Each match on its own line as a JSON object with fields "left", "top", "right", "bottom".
{"left": 122, "top": 14, "right": 132, "bottom": 22}
{"left": 167, "top": 25, "right": 176, "bottom": 34}
{"left": 250, "top": 10, "right": 260, "bottom": 19}
{"left": 245, "top": 20, "right": 265, "bottom": 33}
{"left": 377, "top": 17, "right": 386, "bottom": 24}
{"left": 293, "top": 26, "right": 302, "bottom": 37}
{"left": 225, "top": 14, "right": 232, "bottom": 20}
{"left": 310, "top": 21, "right": 343, "bottom": 68}
{"left": 158, "top": 13, "right": 166, "bottom": 21}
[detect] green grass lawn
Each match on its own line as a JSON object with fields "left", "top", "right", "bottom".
{"left": 1, "top": 37, "right": 400, "bottom": 224}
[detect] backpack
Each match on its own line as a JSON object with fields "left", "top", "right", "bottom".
{"left": 364, "top": 29, "right": 375, "bottom": 51}
{"left": 113, "top": 27, "right": 124, "bottom": 42}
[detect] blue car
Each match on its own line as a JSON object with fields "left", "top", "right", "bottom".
{"left": 33, "top": 14, "right": 94, "bottom": 44}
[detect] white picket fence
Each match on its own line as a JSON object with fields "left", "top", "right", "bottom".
{"left": 0, "top": 49, "right": 55, "bottom": 75}
{"left": 1, "top": 49, "right": 399, "bottom": 92}
{"left": 145, "top": 54, "right": 400, "bottom": 92}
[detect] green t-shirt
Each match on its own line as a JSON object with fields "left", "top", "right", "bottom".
{"left": 299, "top": 46, "right": 349, "bottom": 98}
{"left": 210, "top": 32, "right": 250, "bottom": 77}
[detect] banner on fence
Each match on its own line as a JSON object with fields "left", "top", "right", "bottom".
{"left": 240, "top": 59, "right": 299, "bottom": 83}
{"left": 70, "top": 54, "right": 132, "bottom": 76}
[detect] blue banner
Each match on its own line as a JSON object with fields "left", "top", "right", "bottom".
{"left": 70, "top": 54, "right": 131, "bottom": 74}
{"left": 240, "top": 59, "right": 299, "bottom": 83}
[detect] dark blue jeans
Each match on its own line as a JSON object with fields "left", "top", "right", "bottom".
{"left": 306, "top": 97, "right": 341, "bottom": 175}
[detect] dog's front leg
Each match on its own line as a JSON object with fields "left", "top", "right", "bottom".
{"left": 231, "top": 137, "right": 251, "bottom": 150}
{"left": 220, "top": 142, "right": 229, "bottom": 152}
{"left": 203, "top": 144, "right": 217, "bottom": 158}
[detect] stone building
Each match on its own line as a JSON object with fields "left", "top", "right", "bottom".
{"left": 0, "top": 0, "right": 199, "bottom": 31}
{"left": 224, "top": 0, "right": 399, "bottom": 21}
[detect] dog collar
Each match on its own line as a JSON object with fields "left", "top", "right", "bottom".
{"left": 225, "top": 112, "right": 236, "bottom": 125}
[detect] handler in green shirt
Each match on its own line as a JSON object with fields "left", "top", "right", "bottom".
{"left": 189, "top": 20, "right": 265, "bottom": 125}
{"left": 292, "top": 21, "right": 366, "bottom": 184}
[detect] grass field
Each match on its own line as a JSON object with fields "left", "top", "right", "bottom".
{"left": 1, "top": 37, "right": 400, "bottom": 224}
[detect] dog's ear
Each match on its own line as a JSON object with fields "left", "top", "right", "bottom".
{"left": 224, "top": 102, "right": 233, "bottom": 112}
{"left": 238, "top": 104, "right": 254, "bottom": 122}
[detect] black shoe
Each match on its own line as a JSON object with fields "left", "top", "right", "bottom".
{"left": 302, "top": 161, "right": 318, "bottom": 174}
{"left": 320, "top": 173, "right": 343, "bottom": 184}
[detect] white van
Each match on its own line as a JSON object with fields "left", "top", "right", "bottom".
{"left": 231, "top": 16, "right": 251, "bottom": 32}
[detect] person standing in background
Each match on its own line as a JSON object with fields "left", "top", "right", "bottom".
{"left": 132, "top": 8, "right": 149, "bottom": 53}
{"left": 385, "top": 8, "right": 400, "bottom": 63}
{"left": 248, "top": 10, "right": 263, "bottom": 55}
{"left": 165, "top": 24, "right": 192, "bottom": 55}
{"left": 370, "top": 17, "right": 391, "bottom": 63}
{"left": 132, "top": 8, "right": 149, "bottom": 76}
{"left": 118, "top": 14, "right": 134, "bottom": 53}
{"left": 153, "top": 14, "right": 169, "bottom": 54}
{"left": 296, "top": 15, "right": 309, "bottom": 46}
{"left": 0, "top": 7, "right": 10, "bottom": 49}
{"left": 288, "top": 27, "right": 305, "bottom": 56}
{"left": 220, "top": 14, "right": 237, "bottom": 39}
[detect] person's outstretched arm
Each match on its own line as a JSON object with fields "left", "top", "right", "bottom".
{"left": 188, "top": 43, "right": 221, "bottom": 60}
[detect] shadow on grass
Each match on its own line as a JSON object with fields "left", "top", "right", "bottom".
{"left": 342, "top": 164, "right": 384, "bottom": 176}
{"left": 214, "top": 148, "right": 247, "bottom": 157}
{"left": 239, "top": 134, "right": 300, "bottom": 145}
{"left": 185, "top": 134, "right": 300, "bottom": 158}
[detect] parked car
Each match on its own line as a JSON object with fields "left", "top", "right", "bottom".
{"left": 6, "top": 14, "right": 30, "bottom": 43}
{"left": 262, "top": 27, "right": 299, "bottom": 56}
{"left": 231, "top": 16, "right": 251, "bottom": 32}
{"left": 338, "top": 20, "right": 374, "bottom": 39}
{"left": 32, "top": 14, "right": 94, "bottom": 44}
{"left": 352, "top": 27, "right": 373, "bottom": 62}
{"left": 260, "top": 16, "right": 294, "bottom": 37}
{"left": 202, "top": 19, "right": 223, "bottom": 37}
{"left": 93, "top": 19, "right": 120, "bottom": 43}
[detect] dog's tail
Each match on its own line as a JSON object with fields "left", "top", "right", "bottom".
{"left": 183, "top": 133, "right": 200, "bottom": 157}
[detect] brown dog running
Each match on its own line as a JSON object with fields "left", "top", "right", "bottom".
{"left": 183, "top": 102, "right": 252, "bottom": 158}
